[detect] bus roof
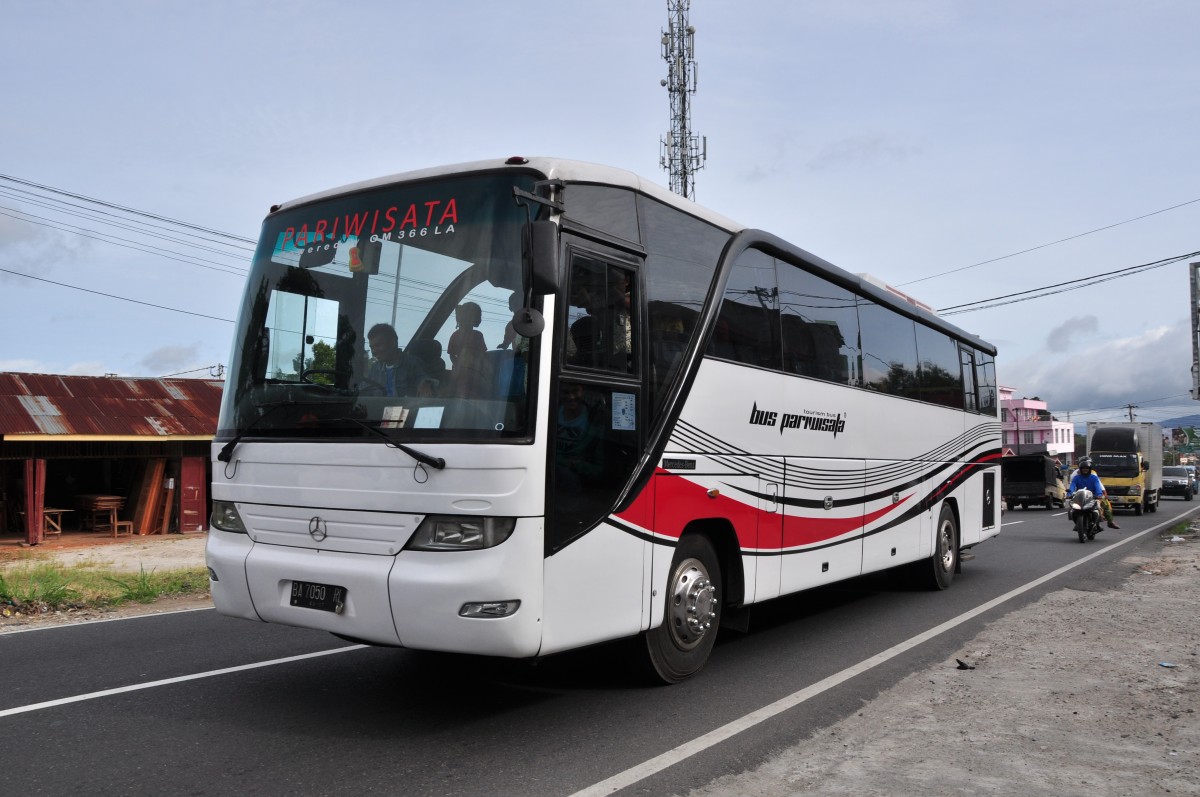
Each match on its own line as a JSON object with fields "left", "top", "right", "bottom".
{"left": 270, "top": 156, "right": 746, "bottom": 233}
{"left": 269, "top": 156, "right": 995, "bottom": 355}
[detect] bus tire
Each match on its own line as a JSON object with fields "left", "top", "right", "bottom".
{"left": 640, "top": 534, "right": 722, "bottom": 684}
{"left": 917, "top": 505, "right": 958, "bottom": 591}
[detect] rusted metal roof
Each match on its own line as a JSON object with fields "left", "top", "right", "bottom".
{"left": 0, "top": 373, "right": 223, "bottom": 438}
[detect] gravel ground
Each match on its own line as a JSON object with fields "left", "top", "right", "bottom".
{"left": 681, "top": 529, "right": 1200, "bottom": 797}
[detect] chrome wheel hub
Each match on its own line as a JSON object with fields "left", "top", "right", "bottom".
{"left": 667, "top": 557, "right": 717, "bottom": 650}
{"left": 938, "top": 520, "right": 955, "bottom": 572}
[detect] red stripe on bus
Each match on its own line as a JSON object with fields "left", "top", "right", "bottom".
{"left": 618, "top": 469, "right": 911, "bottom": 551}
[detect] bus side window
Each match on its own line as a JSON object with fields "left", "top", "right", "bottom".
{"left": 566, "top": 256, "right": 635, "bottom": 374}
{"left": 710, "top": 248, "right": 780, "bottom": 370}
{"left": 959, "top": 346, "right": 978, "bottom": 412}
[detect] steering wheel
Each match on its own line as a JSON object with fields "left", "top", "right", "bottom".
{"left": 355, "top": 378, "right": 388, "bottom": 396}
{"left": 300, "top": 368, "right": 340, "bottom": 385}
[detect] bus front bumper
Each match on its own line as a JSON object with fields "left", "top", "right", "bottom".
{"left": 205, "top": 526, "right": 544, "bottom": 658}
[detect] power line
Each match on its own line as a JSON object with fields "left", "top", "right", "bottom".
{"left": 161, "top": 365, "right": 225, "bottom": 378}
{"left": 938, "top": 250, "right": 1200, "bottom": 316}
{"left": 1058, "top": 393, "right": 1194, "bottom": 419}
{"left": 0, "top": 173, "right": 256, "bottom": 245}
{"left": 899, "top": 195, "right": 1200, "bottom": 287}
{"left": 0, "top": 266, "right": 234, "bottom": 323}
{"left": 0, "top": 207, "right": 248, "bottom": 277}
{"left": 0, "top": 185, "right": 254, "bottom": 258}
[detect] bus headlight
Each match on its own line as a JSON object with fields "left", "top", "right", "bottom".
{"left": 406, "top": 516, "right": 516, "bottom": 551}
{"left": 211, "top": 500, "right": 248, "bottom": 533}
{"left": 1129, "top": 485, "right": 1142, "bottom": 495}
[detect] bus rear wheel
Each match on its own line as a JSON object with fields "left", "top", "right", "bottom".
{"left": 915, "top": 505, "right": 958, "bottom": 590}
{"left": 640, "top": 535, "right": 722, "bottom": 684}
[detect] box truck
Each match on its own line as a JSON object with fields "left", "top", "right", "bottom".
{"left": 1001, "top": 453, "right": 1066, "bottom": 510}
{"left": 1085, "top": 421, "right": 1163, "bottom": 515}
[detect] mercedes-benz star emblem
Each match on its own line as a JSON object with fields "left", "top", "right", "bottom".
{"left": 308, "top": 516, "right": 328, "bottom": 541}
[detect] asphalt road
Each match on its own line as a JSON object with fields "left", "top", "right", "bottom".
{"left": 1, "top": 499, "right": 1194, "bottom": 797}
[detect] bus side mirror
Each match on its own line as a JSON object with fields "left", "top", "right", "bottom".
{"left": 525, "top": 220, "right": 559, "bottom": 295}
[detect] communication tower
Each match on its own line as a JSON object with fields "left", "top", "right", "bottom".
{"left": 1191, "top": 261, "right": 1200, "bottom": 400}
{"left": 660, "top": 0, "right": 706, "bottom": 199}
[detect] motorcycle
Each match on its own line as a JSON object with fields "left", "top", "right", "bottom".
{"left": 1067, "top": 488, "right": 1103, "bottom": 543}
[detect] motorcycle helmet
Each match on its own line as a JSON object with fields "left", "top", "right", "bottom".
{"left": 1078, "top": 457, "right": 1093, "bottom": 472}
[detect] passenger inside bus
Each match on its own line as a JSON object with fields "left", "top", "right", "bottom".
{"left": 568, "top": 265, "right": 632, "bottom": 372}
{"left": 406, "top": 338, "right": 447, "bottom": 397}
{"left": 444, "top": 302, "right": 491, "bottom": 399}
{"left": 447, "top": 302, "right": 487, "bottom": 366}
{"left": 365, "top": 323, "right": 425, "bottom": 396}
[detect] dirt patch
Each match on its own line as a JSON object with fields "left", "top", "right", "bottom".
{"left": 0, "top": 533, "right": 208, "bottom": 574}
{"left": 683, "top": 531, "right": 1200, "bottom": 797}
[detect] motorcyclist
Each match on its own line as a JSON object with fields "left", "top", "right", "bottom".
{"left": 1068, "top": 457, "right": 1120, "bottom": 529}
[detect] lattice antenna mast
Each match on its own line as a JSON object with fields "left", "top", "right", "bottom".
{"left": 659, "top": 0, "right": 706, "bottom": 200}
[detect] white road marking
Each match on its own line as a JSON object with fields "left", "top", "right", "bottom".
{"left": 568, "top": 509, "right": 1196, "bottom": 797}
{"left": 0, "top": 645, "right": 366, "bottom": 718}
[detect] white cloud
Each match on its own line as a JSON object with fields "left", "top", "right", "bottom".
{"left": 1005, "top": 322, "right": 1192, "bottom": 414}
{"left": 808, "top": 134, "right": 922, "bottom": 172}
{"left": 0, "top": 358, "right": 44, "bottom": 373}
{"left": 138, "top": 344, "right": 202, "bottom": 375}
{"left": 1045, "top": 315, "right": 1098, "bottom": 353}
{"left": 63, "top": 361, "right": 110, "bottom": 376}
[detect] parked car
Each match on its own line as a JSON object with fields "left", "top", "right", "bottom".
{"left": 1161, "top": 466, "right": 1194, "bottom": 500}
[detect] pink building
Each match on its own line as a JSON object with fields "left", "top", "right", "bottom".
{"left": 999, "top": 386, "right": 1075, "bottom": 461}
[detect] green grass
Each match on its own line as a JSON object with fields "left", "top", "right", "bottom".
{"left": 0, "top": 562, "right": 209, "bottom": 615}
{"left": 1167, "top": 519, "right": 1196, "bottom": 535}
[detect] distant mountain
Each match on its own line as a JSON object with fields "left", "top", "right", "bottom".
{"left": 1158, "top": 415, "right": 1200, "bottom": 429}
{"left": 1070, "top": 415, "right": 1200, "bottom": 438}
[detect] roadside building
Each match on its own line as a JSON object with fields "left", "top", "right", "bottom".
{"left": 0, "top": 373, "right": 221, "bottom": 546}
{"left": 999, "top": 385, "right": 1075, "bottom": 464}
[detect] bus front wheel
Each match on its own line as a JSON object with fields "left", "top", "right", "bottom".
{"left": 640, "top": 535, "right": 722, "bottom": 684}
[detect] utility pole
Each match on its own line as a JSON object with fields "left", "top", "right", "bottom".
{"left": 660, "top": 0, "right": 706, "bottom": 199}
{"left": 1125, "top": 403, "right": 1137, "bottom": 422}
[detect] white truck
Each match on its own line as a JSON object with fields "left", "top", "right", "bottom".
{"left": 1085, "top": 421, "right": 1163, "bottom": 515}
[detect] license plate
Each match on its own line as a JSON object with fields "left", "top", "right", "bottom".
{"left": 290, "top": 580, "right": 346, "bottom": 614}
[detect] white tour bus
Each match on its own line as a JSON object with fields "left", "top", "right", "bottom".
{"left": 207, "top": 157, "right": 1001, "bottom": 682}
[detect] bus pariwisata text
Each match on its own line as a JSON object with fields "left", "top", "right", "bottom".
{"left": 206, "top": 157, "right": 1001, "bottom": 682}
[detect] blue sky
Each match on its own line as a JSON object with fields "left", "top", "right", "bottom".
{"left": 2, "top": 1, "right": 1197, "bottom": 425}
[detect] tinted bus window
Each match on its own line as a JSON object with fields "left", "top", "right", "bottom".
{"left": 960, "top": 346, "right": 978, "bottom": 412}
{"left": 976, "top": 350, "right": 998, "bottom": 416}
{"left": 638, "top": 197, "right": 728, "bottom": 412}
{"left": 859, "top": 301, "right": 919, "bottom": 398}
{"left": 777, "top": 262, "right": 860, "bottom": 386}
{"left": 915, "top": 323, "right": 964, "bottom": 408}
{"left": 709, "top": 248, "right": 780, "bottom": 370}
{"left": 565, "top": 255, "right": 635, "bottom": 375}
{"left": 569, "top": 185, "right": 640, "bottom": 244}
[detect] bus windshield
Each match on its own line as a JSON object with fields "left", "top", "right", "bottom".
{"left": 218, "top": 172, "right": 540, "bottom": 442}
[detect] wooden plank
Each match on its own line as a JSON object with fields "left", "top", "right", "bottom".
{"left": 157, "top": 479, "right": 175, "bottom": 535}
{"left": 131, "top": 459, "right": 166, "bottom": 536}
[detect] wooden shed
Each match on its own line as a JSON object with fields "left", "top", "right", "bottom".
{"left": 0, "top": 373, "right": 222, "bottom": 546}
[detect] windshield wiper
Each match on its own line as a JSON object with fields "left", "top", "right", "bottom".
{"left": 339, "top": 417, "right": 447, "bottom": 470}
{"left": 217, "top": 400, "right": 296, "bottom": 463}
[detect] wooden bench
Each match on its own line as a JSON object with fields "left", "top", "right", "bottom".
{"left": 76, "top": 495, "right": 128, "bottom": 535}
